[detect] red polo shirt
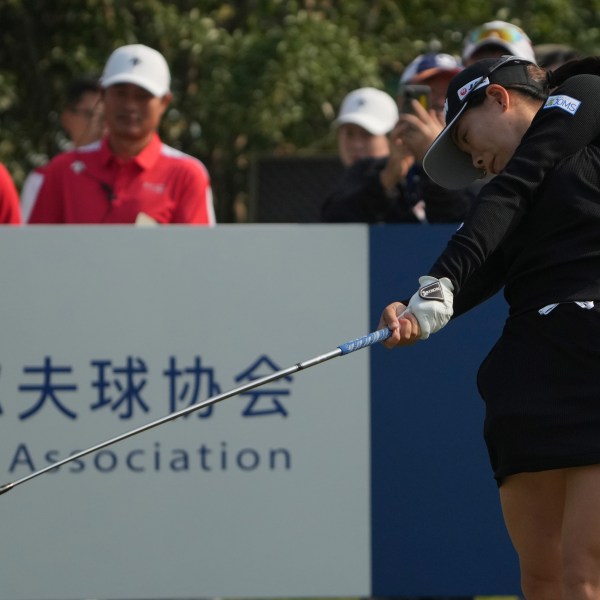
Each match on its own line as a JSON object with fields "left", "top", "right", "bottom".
{"left": 29, "top": 134, "right": 215, "bottom": 225}
{"left": 0, "top": 162, "right": 21, "bottom": 224}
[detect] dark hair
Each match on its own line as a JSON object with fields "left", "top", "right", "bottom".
{"left": 535, "top": 44, "right": 585, "bottom": 69}
{"left": 547, "top": 56, "right": 600, "bottom": 86}
{"left": 64, "top": 76, "right": 101, "bottom": 110}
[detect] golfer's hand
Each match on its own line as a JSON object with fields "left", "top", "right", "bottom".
{"left": 406, "top": 276, "right": 454, "bottom": 339}
{"left": 378, "top": 302, "right": 421, "bottom": 349}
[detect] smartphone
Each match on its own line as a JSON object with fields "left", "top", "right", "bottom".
{"left": 398, "top": 84, "right": 431, "bottom": 114}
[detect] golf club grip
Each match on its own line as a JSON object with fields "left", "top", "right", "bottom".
{"left": 338, "top": 327, "right": 391, "bottom": 355}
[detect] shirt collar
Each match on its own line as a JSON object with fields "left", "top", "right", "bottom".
{"left": 100, "top": 133, "right": 162, "bottom": 170}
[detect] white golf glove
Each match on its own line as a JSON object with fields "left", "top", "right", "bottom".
{"left": 406, "top": 276, "right": 454, "bottom": 340}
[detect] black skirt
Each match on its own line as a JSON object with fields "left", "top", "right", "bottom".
{"left": 477, "top": 302, "right": 600, "bottom": 484}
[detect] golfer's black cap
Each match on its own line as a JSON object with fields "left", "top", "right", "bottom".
{"left": 423, "top": 55, "right": 540, "bottom": 189}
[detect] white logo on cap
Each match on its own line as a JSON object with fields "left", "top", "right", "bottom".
{"left": 457, "top": 76, "right": 490, "bottom": 102}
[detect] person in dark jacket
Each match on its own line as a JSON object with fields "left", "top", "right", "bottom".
{"left": 379, "top": 55, "right": 600, "bottom": 600}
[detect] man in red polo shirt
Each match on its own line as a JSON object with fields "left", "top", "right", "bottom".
{"left": 29, "top": 44, "right": 215, "bottom": 225}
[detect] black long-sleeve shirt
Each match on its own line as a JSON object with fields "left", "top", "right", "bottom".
{"left": 429, "top": 74, "right": 600, "bottom": 318}
{"left": 321, "top": 158, "right": 476, "bottom": 224}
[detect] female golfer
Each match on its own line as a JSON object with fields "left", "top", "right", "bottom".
{"left": 378, "top": 55, "right": 600, "bottom": 600}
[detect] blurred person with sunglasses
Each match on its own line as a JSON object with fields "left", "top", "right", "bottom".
{"left": 20, "top": 77, "right": 105, "bottom": 222}
{"left": 462, "top": 20, "right": 536, "bottom": 66}
{"left": 379, "top": 54, "right": 600, "bottom": 600}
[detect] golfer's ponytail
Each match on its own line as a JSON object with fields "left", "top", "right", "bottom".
{"left": 546, "top": 56, "right": 600, "bottom": 88}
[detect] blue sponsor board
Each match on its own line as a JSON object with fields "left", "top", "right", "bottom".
{"left": 369, "top": 225, "right": 520, "bottom": 596}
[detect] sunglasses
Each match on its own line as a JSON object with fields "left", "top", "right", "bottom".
{"left": 468, "top": 24, "right": 526, "bottom": 44}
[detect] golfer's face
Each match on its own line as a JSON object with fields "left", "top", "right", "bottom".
{"left": 453, "top": 93, "right": 524, "bottom": 177}
{"left": 102, "top": 83, "right": 168, "bottom": 141}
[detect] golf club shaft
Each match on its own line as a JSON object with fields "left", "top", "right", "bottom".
{"left": 0, "top": 326, "right": 391, "bottom": 496}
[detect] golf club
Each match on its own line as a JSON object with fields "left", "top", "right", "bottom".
{"left": 0, "top": 326, "right": 391, "bottom": 496}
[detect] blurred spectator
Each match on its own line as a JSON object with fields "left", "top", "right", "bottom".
{"left": 21, "top": 76, "right": 104, "bottom": 222}
{"left": 59, "top": 77, "right": 105, "bottom": 148}
{"left": 462, "top": 20, "right": 536, "bottom": 66}
{"left": 333, "top": 87, "right": 399, "bottom": 167}
{"left": 0, "top": 163, "right": 22, "bottom": 224}
{"left": 29, "top": 44, "right": 215, "bottom": 225}
{"left": 321, "top": 52, "right": 476, "bottom": 223}
{"left": 392, "top": 53, "right": 462, "bottom": 163}
{"left": 535, "top": 43, "right": 585, "bottom": 70}
{"left": 398, "top": 52, "right": 461, "bottom": 115}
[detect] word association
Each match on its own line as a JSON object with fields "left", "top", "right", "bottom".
{"left": 8, "top": 440, "right": 292, "bottom": 475}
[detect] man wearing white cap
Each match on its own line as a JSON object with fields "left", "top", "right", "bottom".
{"left": 30, "top": 44, "right": 215, "bottom": 225}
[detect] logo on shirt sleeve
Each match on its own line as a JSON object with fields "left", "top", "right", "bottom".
{"left": 543, "top": 94, "right": 581, "bottom": 115}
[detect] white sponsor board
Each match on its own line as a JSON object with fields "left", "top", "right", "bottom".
{"left": 0, "top": 226, "right": 371, "bottom": 600}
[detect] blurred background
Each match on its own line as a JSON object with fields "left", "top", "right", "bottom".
{"left": 0, "top": 0, "right": 598, "bottom": 223}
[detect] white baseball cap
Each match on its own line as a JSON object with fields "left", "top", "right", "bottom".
{"left": 334, "top": 87, "right": 399, "bottom": 135}
{"left": 101, "top": 44, "right": 171, "bottom": 97}
{"left": 462, "top": 21, "right": 536, "bottom": 64}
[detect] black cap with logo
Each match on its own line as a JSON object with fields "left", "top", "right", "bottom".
{"left": 423, "top": 56, "right": 541, "bottom": 189}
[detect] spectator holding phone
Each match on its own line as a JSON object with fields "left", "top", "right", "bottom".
{"left": 385, "top": 53, "right": 462, "bottom": 189}
{"left": 322, "top": 52, "right": 476, "bottom": 223}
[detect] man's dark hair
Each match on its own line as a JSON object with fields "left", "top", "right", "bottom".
{"left": 64, "top": 76, "right": 101, "bottom": 110}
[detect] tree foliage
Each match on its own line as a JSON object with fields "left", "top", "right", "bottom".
{"left": 0, "top": 0, "right": 598, "bottom": 221}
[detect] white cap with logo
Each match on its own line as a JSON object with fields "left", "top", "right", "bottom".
{"left": 334, "top": 87, "right": 399, "bottom": 136}
{"left": 101, "top": 44, "right": 171, "bottom": 97}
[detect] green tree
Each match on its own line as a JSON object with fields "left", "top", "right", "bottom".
{"left": 0, "top": 0, "right": 598, "bottom": 222}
